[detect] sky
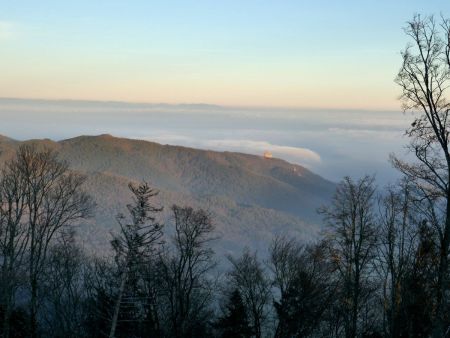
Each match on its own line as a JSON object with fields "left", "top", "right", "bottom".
{"left": 1, "top": 0, "right": 449, "bottom": 109}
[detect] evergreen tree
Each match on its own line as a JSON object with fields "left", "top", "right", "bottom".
{"left": 216, "top": 289, "right": 253, "bottom": 338}
{"left": 109, "top": 182, "right": 164, "bottom": 338}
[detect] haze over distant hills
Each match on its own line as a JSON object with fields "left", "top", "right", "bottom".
{"left": 0, "top": 97, "right": 408, "bottom": 184}
{"left": 0, "top": 134, "right": 336, "bottom": 255}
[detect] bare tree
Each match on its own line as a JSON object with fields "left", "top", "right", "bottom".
{"left": 269, "top": 236, "right": 305, "bottom": 300}
{"left": 375, "top": 180, "right": 419, "bottom": 336}
{"left": 12, "top": 145, "right": 95, "bottom": 338}
{"left": 394, "top": 14, "right": 450, "bottom": 337}
{"left": 0, "top": 145, "right": 94, "bottom": 338}
{"left": 269, "top": 237, "right": 335, "bottom": 338}
{"left": 108, "top": 182, "right": 163, "bottom": 338}
{"left": 158, "top": 205, "right": 216, "bottom": 338}
{"left": 84, "top": 257, "right": 118, "bottom": 338}
{"left": 226, "top": 248, "right": 271, "bottom": 338}
{"left": 40, "top": 230, "right": 89, "bottom": 338}
{"left": 319, "top": 176, "right": 378, "bottom": 338}
{"left": 0, "top": 155, "right": 28, "bottom": 338}
{"left": 269, "top": 236, "right": 304, "bottom": 338}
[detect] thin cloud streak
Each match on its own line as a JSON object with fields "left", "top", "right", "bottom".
{"left": 204, "top": 139, "right": 321, "bottom": 162}
{"left": 139, "top": 135, "right": 321, "bottom": 167}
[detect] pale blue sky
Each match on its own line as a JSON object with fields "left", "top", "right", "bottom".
{"left": 1, "top": 1, "right": 449, "bottom": 108}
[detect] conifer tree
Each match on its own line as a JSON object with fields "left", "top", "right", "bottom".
{"left": 108, "top": 182, "right": 163, "bottom": 338}
{"left": 216, "top": 289, "right": 253, "bottom": 338}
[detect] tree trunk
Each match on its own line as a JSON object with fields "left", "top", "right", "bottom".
{"left": 30, "top": 276, "right": 38, "bottom": 338}
{"left": 3, "top": 221, "right": 19, "bottom": 338}
{"left": 29, "top": 223, "right": 38, "bottom": 338}
{"left": 433, "top": 195, "right": 450, "bottom": 337}
{"left": 109, "top": 271, "right": 127, "bottom": 338}
{"left": 2, "top": 265, "right": 12, "bottom": 338}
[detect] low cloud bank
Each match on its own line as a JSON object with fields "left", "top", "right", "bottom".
{"left": 141, "top": 135, "right": 321, "bottom": 167}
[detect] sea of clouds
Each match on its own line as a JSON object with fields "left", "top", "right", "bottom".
{"left": 0, "top": 98, "right": 412, "bottom": 184}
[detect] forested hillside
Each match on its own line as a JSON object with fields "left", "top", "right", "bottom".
{"left": 0, "top": 134, "right": 335, "bottom": 254}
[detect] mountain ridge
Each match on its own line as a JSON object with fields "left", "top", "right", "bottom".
{"left": 0, "top": 134, "right": 335, "bottom": 255}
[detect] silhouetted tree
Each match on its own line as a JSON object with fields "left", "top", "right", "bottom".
{"left": 226, "top": 248, "right": 270, "bottom": 338}
{"left": 84, "top": 258, "right": 117, "bottom": 338}
{"left": 375, "top": 180, "right": 418, "bottom": 337}
{"left": 402, "top": 220, "right": 438, "bottom": 337}
{"left": 0, "top": 145, "right": 94, "bottom": 338}
{"left": 40, "top": 230, "right": 89, "bottom": 338}
{"left": 138, "top": 259, "right": 163, "bottom": 338}
{"left": 215, "top": 289, "right": 253, "bottom": 338}
{"left": 270, "top": 237, "right": 335, "bottom": 337}
{"left": 394, "top": 14, "right": 450, "bottom": 337}
{"left": 320, "top": 176, "right": 378, "bottom": 338}
{"left": 158, "top": 205, "right": 216, "bottom": 338}
{"left": 108, "top": 182, "right": 163, "bottom": 338}
{"left": 0, "top": 155, "right": 28, "bottom": 338}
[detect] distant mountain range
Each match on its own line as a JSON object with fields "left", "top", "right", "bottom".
{"left": 0, "top": 134, "right": 336, "bottom": 256}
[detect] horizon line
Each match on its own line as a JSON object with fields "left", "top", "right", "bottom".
{"left": 0, "top": 96, "right": 403, "bottom": 114}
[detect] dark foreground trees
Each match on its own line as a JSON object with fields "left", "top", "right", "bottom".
{"left": 40, "top": 230, "right": 90, "bottom": 338}
{"left": 0, "top": 152, "right": 447, "bottom": 338}
{"left": 226, "top": 249, "right": 271, "bottom": 338}
{"left": 0, "top": 145, "right": 94, "bottom": 338}
{"left": 215, "top": 289, "right": 253, "bottom": 338}
{"left": 270, "top": 237, "right": 335, "bottom": 338}
{"left": 84, "top": 202, "right": 217, "bottom": 338}
{"left": 1, "top": 152, "right": 450, "bottom": 337}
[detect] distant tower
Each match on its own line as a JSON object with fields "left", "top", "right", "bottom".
{"left": 263, "top": 151, "right": 273, "bottom": 159}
